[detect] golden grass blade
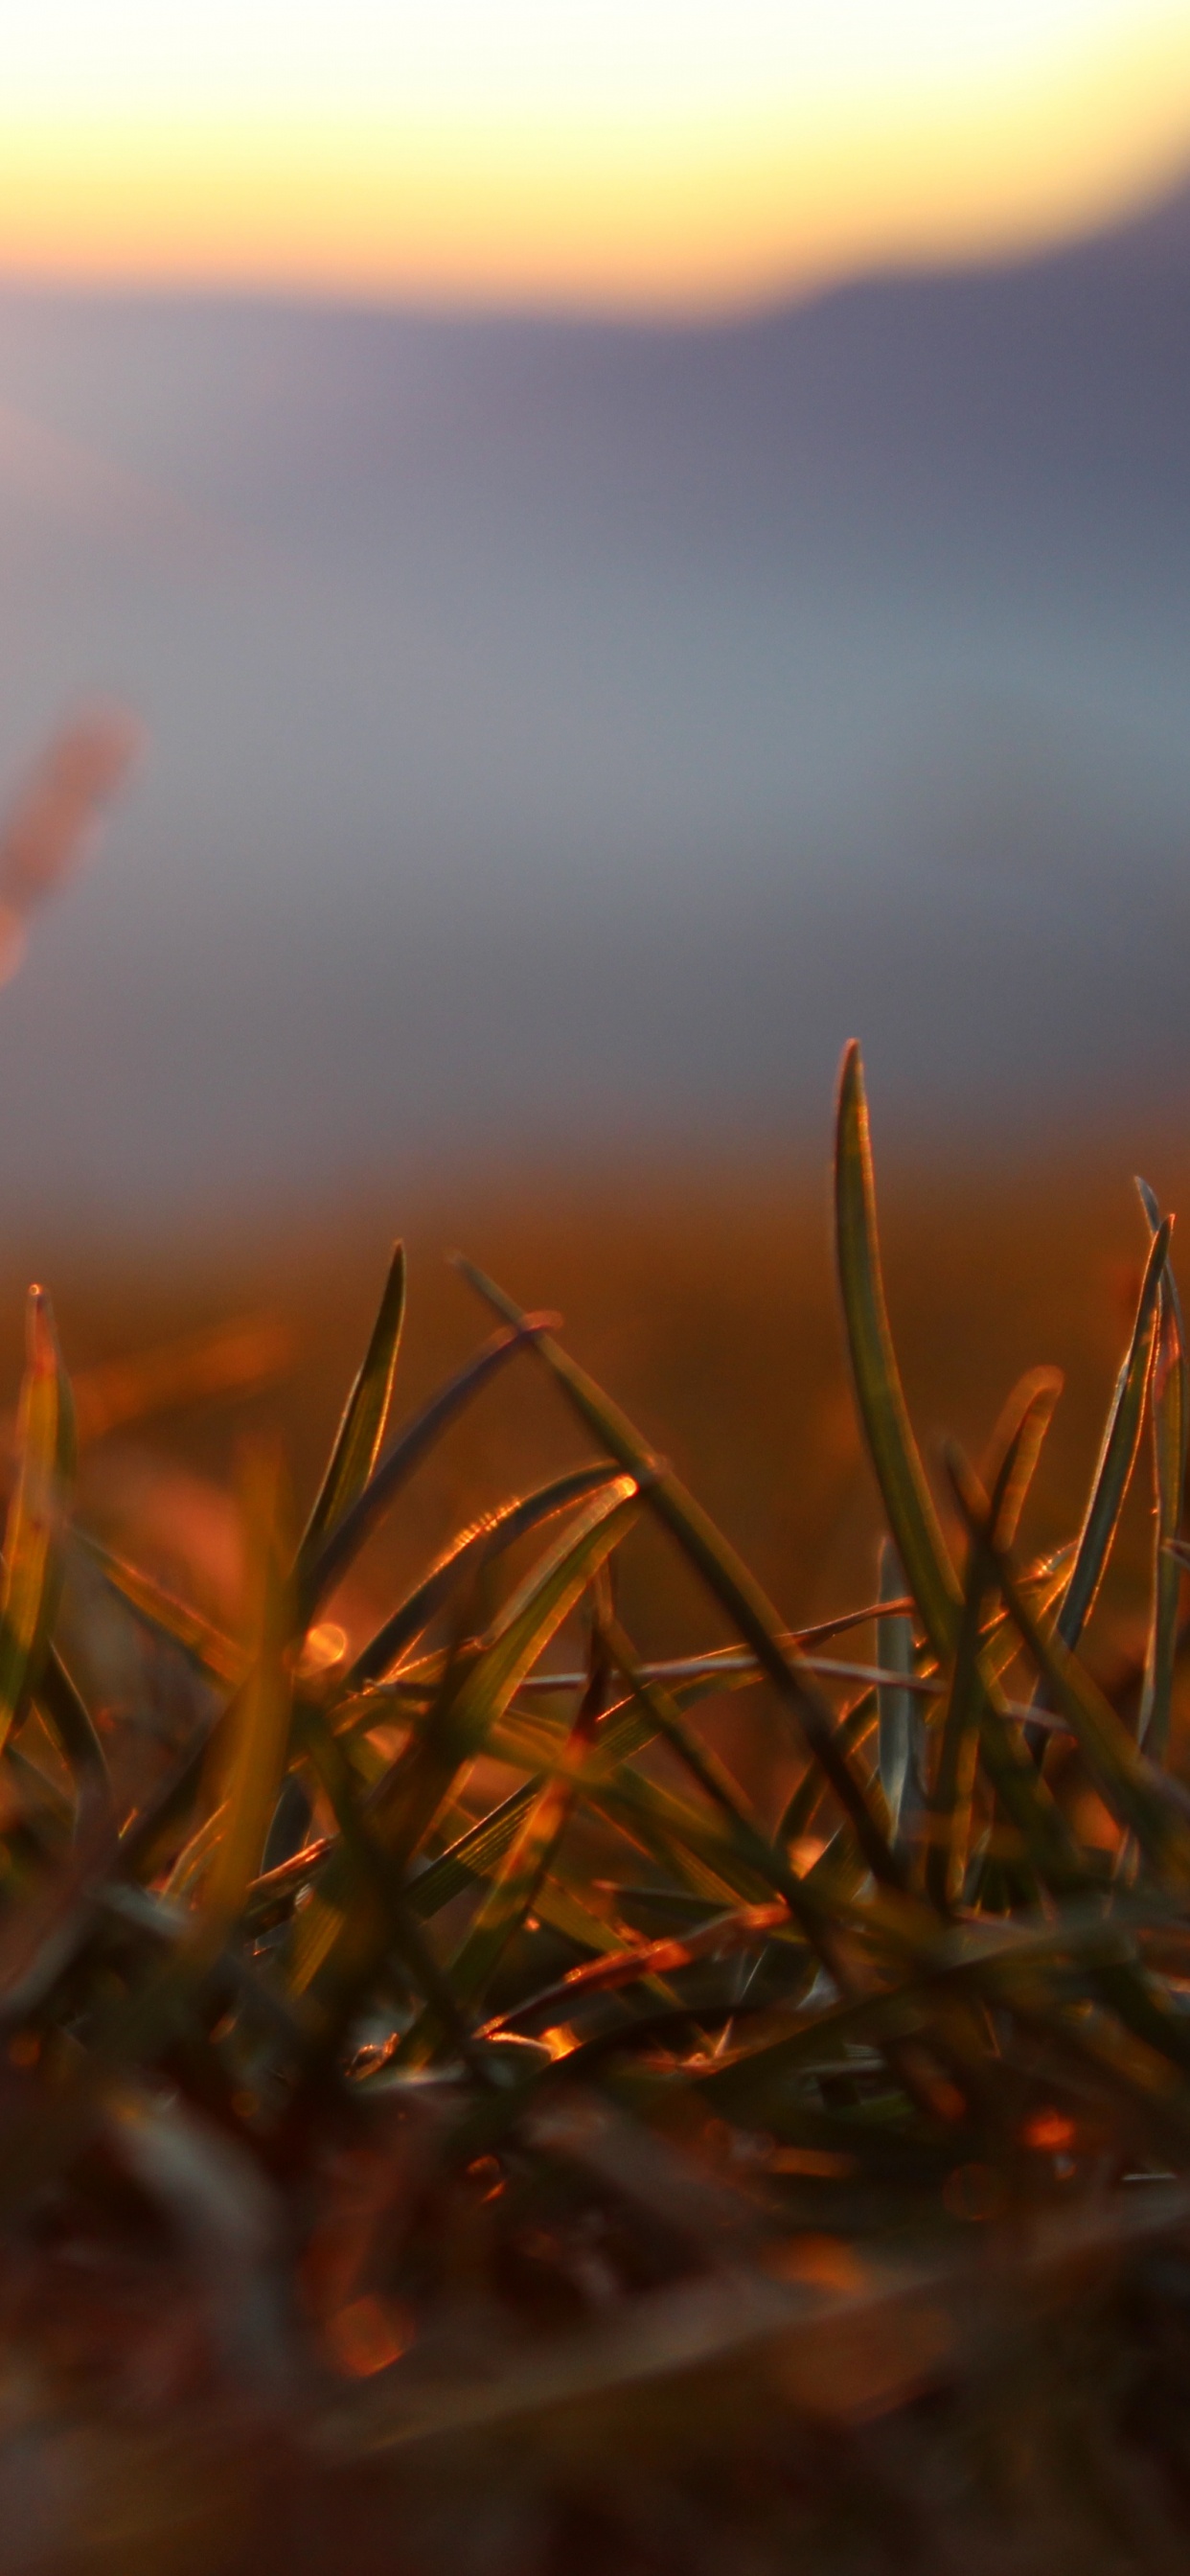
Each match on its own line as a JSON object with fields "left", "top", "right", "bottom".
{"left": 1055, "top": 1216, "right": 1168, "bottom": 1657}
{"left": 298, "top": 1314, "right": 558, "bottom": 1620}
{"left": 952, "top": 1456, "right": 1190, "bottom": 1887}
{"left": 927, "top": 1377, "right": 1063, "bottom": 1910}
{"left": 0, "top": 1290, "right": 75, "bottom": 1760}
{"left": 454, "top": 1256, "right": 903, "bottom": 1891}
{"left": 343, "top": 1462, "right": 620, "bottom": 1690}
{"left": 1136, "top": 1182, "right": 1187, "bottom": 1758}
{"left": 834, "top": 1043, "right": 958, "bottom": 1660}
{"left": 295, "top": 1243, "right": 406, "bottom": 1581}
{"left": 77, "top": 1529, "right": 241, "bottom": 1687}
{"left": 877, "top": 1539, "right": 916, "bottom": 1848}
{"left": 191, "top": 1453, "right": 293, "bottom": 1951}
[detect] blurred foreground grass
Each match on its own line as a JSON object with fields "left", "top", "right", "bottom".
{"left": 0, "top": 1080, "right": 1188, "bottom": 2570}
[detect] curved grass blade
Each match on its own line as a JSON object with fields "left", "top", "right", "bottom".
{"left": 0, "top": 1291, "right": 76, "bottom": 1761}
{"left": 927, "top": 1375, "right": 1063, "bottom": 1911}
{"left": 877, "top": 1540, "right": 916, "bottom": 1851}
{"left": 295, "top": 1243, "right": 405, "bottom": 1584}
{"left": 77, "top": 1529, "right": 240, "bottom": 1688}
{"left": 343, "top": 1462, "right": 620, "bottom": 1690}
{"left": 36, "top": 1646, "right": 109, "bottom": 1808}
{"left": 454, "top": 1257, "right": 903, "bottom": 1892}
{"left": 298, "top": 1314, "right": 559, "bottom": 1622}
{"left": 190, "top": 1453, "right": 293, "bottom": 1956}
{"left": 287, "top": 1479, "right": 642, "bottom": 2012}
{"left": 951, "top": 1458, "right": 1190, "bottom": 1887}
{"left": 1136, "top": 1183, "right": 1187, "bottom": 1758}
{"left": 1054, "top": 1217, "right": 1168, "bottom": 1660}
{"left": 399, "top": 1604, "right": 617, "bottom": 2060}
{"left": 834, "top": 1044, "right": 958, "bottom": 1661}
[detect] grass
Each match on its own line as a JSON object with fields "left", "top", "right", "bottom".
{"left": 3, "top": 1052, "right": 1190, "bottom": 2570}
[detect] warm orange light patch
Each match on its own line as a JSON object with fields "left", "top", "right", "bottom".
{"left": 1022, "top": 2108, "right": 1077, "bottom": 2153}
{"left": 325, "top": 2294, "right": 414, "bottom": 2378}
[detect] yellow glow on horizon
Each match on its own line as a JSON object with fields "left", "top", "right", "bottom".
{"left": 0, "top": 5, "right": 1188, "bottom": 312}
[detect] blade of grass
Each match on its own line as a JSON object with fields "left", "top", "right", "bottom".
{"left": 926, "top": 1375, "right": 1062, "bottom": 1911}
{"left": 1052, "top": 1217, "right": 1168, "bottom": 1661}
{"left": 453, "top": 1258, "right": 903, "bottom": 1893}
{"left": 342, "top": 1462, "right": 620, "bottom": 1690}
{"left": 0, "top": 1291, "right": 75, "bottom": 1760}
{"left": 190, "top": 1452, "right": 292, "bottom": 1957}
{"left": 877, "top": 1540, "right": 916, "bottom": 1850}
{"left": 76, "top": 1530, "right": 240, "bottom": 1688}
{"left": 295, "top": 1243, "right": 405, "bottom": 1582}
{"left": 951, "top": 1457, "right": 1190, "bottom": 1888}
{"left": 834, "top": 1043, "right": 958, "bottom": 1661}
{"left": 1136, "top": 1184, "right": 1187, "bottom": 1758}
{"left": 286, "top": 1479, "right": 643, "bottom": 2013}
{"left": 298, "top": 1314, "right": 560, "bottom": 1621}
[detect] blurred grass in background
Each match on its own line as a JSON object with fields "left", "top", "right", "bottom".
{"left": 15, "top": 1144, "right": 1175, "bottom": 1694}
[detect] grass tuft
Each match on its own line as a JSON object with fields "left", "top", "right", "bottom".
{"left": 3, "top": 1048, "right": 1190, "bottom": 2568}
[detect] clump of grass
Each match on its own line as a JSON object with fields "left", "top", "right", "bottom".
{"left": 2, "top": 1047, "right": 1190, "bottom": 2572}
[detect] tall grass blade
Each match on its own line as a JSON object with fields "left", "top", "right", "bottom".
{"left": 296, "top": 1243, "right": 406, "bottom": 1581}
{"left": 0, "top": 1290, "right": 75, "bottom": 1760}
{"left": 454, "top": 1257, "right": 903, "bottom": 1890}
{"left": 298, "top": 1315, "right": 559, "bottom": 1620}
{"left": 1055, "top": 1217, "right": 1168, "bottom": 1657}
{"left": 877, "top": 1539, "right": 916, "bottom": 1848}
{"left": 834, "top": 1043, "right": 958, "bottom": 1660}
{"left": 1136, "top": 1183, "right": 1187, "bottom": 1757}
{"left": 927, "top": 1375, "right": 1063, "bottom": 1909}
{"left": 344, "top": 1462, "right": 619, "bottom": 1689}
{"left": 192, "top": 1453, "right": 293, "bottom": 1952}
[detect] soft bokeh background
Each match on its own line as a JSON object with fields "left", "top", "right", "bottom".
{"left": 1, "top": 1, "right": 1189, "bottom": 1641}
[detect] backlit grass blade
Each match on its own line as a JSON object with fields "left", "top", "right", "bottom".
{"left": 953, "top": 1461, "right": 1190, "bottom": 1886}
{"left": 877, "top": 1539, "right": 916, "bottom": 1848}
{"left": 927, "top": 1378, "right": 1062, "bottom": 1910}
{"left": 1054, "top": 1216, "right": 1168, "bottom": 1658}
{"left": 454, "top": 1257, "right": 903, "bottom": 1891}
{"left": 834, "top": 1043, "right": 958, "bottom": 1661}
{"left": 343, "top": 1462, "right": 620, "bottom": 1690}
{"left": 979, "top": 1366, "right": 1064, "bottom": 1550}
{"left": 298, "top": 1314, "right": 559, "bottom": 1620}
{"left": 287, "top": 1479, "right": 642, "bottom": 2008}
{"left": 78, "top": 1530, "right": 241, "bottom": 1688}
{"left": 0, "top": 1291, "right": 76, "bottom": 1760}
{"left": 1135, "top": 1182, "right": 1187, "bottom": 1758}
{"left": 37, "top": 1647, "right": 109, "bottom": 1806}
{"left": 191, "top": 1453, "right": 293, "bottom": 1952}
{"left": 400, "top": 1621, "right": 615, "bottom": 2058}
{"left": 295, "top": 1242, "right": 405, "bottom": 1583}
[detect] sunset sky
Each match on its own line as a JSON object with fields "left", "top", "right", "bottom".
{"left": 2, "top": 3, "right": 1190, "bottom": 312}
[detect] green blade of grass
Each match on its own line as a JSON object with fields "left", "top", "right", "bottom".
{"left": 1136, "top": 1183, "right": 1187, "bottom": 1759}
{"left": 36, "top": 1647, "right": 109, "bottom": 1807}
{"left": 834, "top": 1043, "right": 959, "bottom": 1662}
{"left": 190, "top": 1453, "right": 293, "bottom": 1953}
{"left": 1054, "top": 1216, "right": 1169, "bottom": 1659}
{"left": 0, "top": 1290, "right": 76, "bottom": 1760}
{"left": 454, "top": 1256, "right": 903, "bottom": 1892}
{"left": 877, "top": 1539, "right": 916, "bottom": 1850}
{"left": 951, "top": 1457, "right": 1190, "bottom": 1886}
{"left": 298, "top": 1314, "right": 559, "bottom": 1621}
{"left": 926, "top": 1376, "right": 1062, "bottom": 1911}
{"left": 342, "top": 1462, "right": 621, "bottom": 1690}
{"left": 295, "top": 1243, "right": 406, "bottom": 1582}
{"left": 399, "top": 1615, "right": 617, "bottom": 2060}
{"left": 77, "top": 1530, "right": 241, "bottom": 1688}
{"left": 287, "top": 1478, "right": 642, "bottom": 2012}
